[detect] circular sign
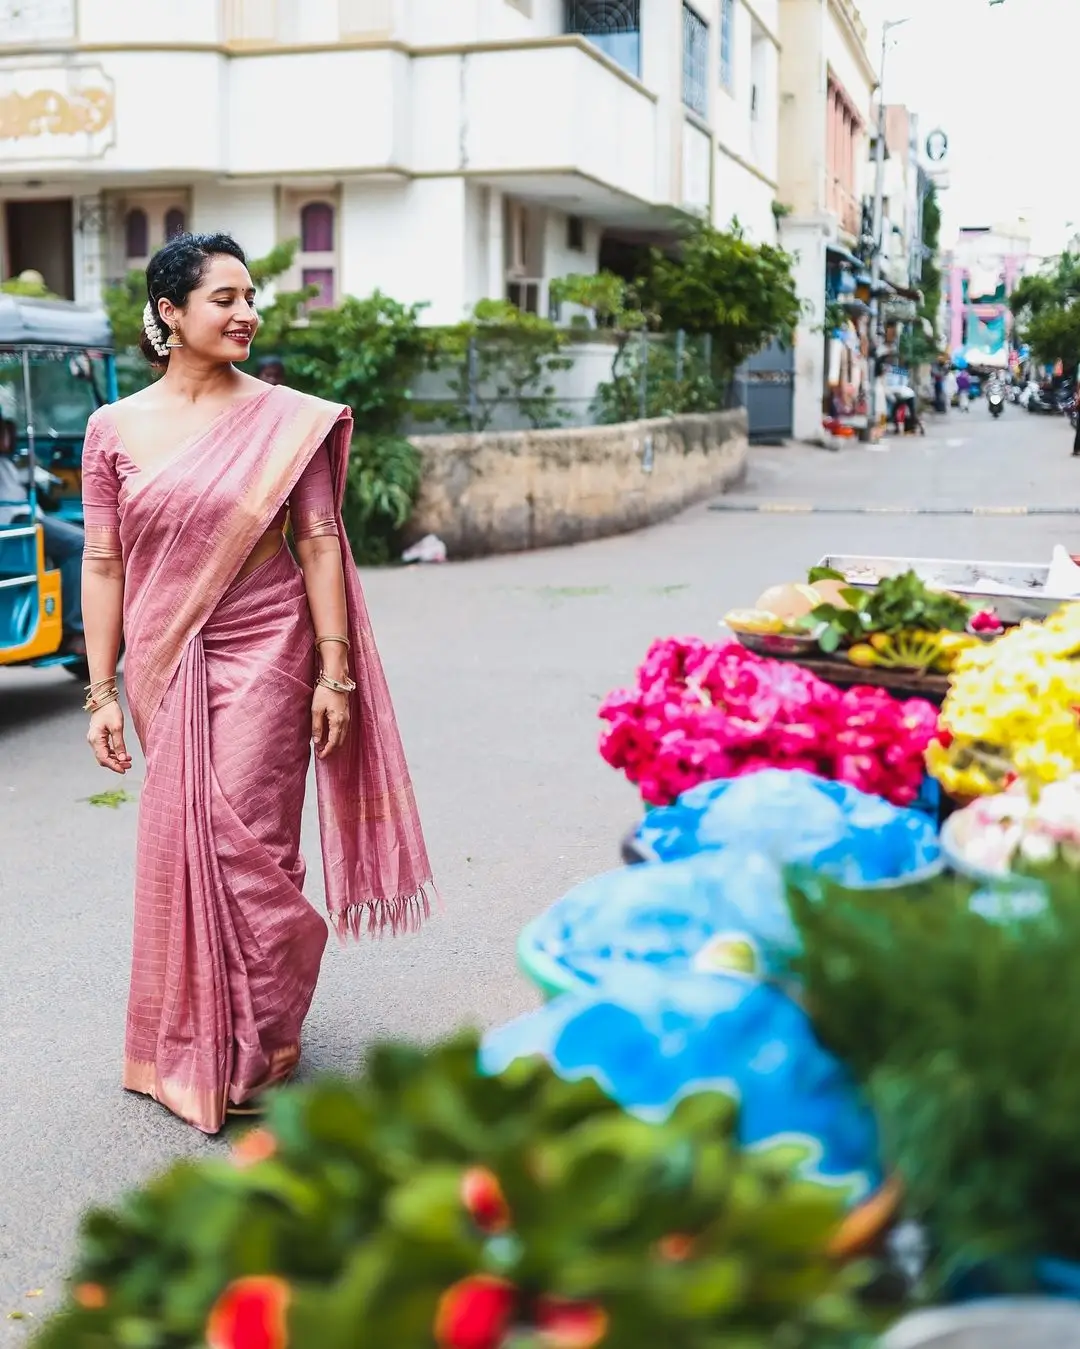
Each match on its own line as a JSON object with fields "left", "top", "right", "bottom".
{"left": 926, "top": 129, "right": 948, "bottom": 162}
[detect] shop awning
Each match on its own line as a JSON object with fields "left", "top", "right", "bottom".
{"left": 826, "top": 244, "right": 864, "bottom": 269}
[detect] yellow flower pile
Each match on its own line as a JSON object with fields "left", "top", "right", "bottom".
{"left": 927, "top": 603, "right": 1080, "bottom": 798}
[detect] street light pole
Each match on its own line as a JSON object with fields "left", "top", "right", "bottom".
{"left": 866, "top": 18, "right": 909, "bottom": 439}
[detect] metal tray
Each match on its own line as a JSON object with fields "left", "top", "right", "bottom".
{"left": 818, "top": 554, "right": 1076, "bottom": 625}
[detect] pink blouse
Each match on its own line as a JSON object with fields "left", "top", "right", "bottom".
{"left": 82, "top": 414, "right": 339, "bottom": 561}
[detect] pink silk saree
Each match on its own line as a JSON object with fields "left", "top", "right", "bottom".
{"left": 87, "top": 385, "right": 433, "bottom": 1133}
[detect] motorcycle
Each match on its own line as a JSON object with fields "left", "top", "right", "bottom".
{"left": 987, "top": 386, "right": 1005, "bottom": 418}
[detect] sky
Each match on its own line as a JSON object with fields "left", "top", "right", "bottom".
{"left": 856, "top": 0, "right": 1071, "bottom": 260}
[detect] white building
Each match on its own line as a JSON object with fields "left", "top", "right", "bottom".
{"left": 877, "top": 103, "right": 925, "bottom": 294}
{"left": 0, "top": 0, "right": 780, "bottom": 327}
{"left": 776, "top": 0, "right": 876, "bottom": 440}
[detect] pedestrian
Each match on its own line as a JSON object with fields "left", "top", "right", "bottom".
{"left": 1073, "top": 372, "right": 1080, "bottom": 458}
{"left": 0, "top": 416, "right": 87, "bottom": 655}
{"left": 79, "top": 232, "right": 435, "bottom": 1134}
{"left": 256, "top": 354, "right": 287, "bottom": 386}
{"left": 956, "top": 367, "right": 971, "bottom": 413}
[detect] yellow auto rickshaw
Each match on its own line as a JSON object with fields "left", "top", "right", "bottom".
{"left": 0, "top": 294, "right": 116, "bottom": 677}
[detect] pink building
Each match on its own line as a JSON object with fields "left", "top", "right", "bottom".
{"left": 946, "top": 225, "right": 1032, "bottom": 365}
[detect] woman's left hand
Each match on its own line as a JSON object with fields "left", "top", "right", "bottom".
{"left": 312, "top": 685, "right": 351, "bottom": 760}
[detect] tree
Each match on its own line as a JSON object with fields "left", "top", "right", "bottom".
{"left": 1011, "top": 250, "right": 1080, "bottom": 372}
{"left": 899, "top": 183, "right": 943, "bottom": 366}
{"left": 639, "top": 219, "right": 802, "bottom": 391}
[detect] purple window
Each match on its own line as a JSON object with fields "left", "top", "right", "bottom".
{"left": 124, "top": 208, "right": 149, "bottom": 259}
{"left": 300, "top": 201, "right": 334, "bottom": 254}
{"left": 302, "top": 267, "right": 335, "bottom": 309}
{"left": 165, "top": 207, "right": 186, "bottom": 239}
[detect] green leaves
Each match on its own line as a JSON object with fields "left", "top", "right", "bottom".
{"left": 801, "top": 570, "right": 973, "bottom": 653}
{"left": 787, "top": 863, "right": 1080, "bottom": 1284}
{"left": 341, "top": 433, "right": 423, "bottom": 565}
{"left": 36, "top": 1034, "right": 869, "bottom": 1349}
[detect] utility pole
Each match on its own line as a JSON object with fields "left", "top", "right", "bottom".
{"left": 866, "top": 17, "right": 909, "bottom": 439}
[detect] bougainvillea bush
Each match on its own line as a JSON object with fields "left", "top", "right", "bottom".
{"left": 34, "top": 1036, "right": 873, "bottom": 1349}
{"left": 600, "top": 639, "right": 938, "bottom": 807}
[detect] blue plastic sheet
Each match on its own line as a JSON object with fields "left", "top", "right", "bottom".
{"left": 518, "top": 849, "right": 802, "bottom": 997}
{"left": 484, "top": 967, "right": 883, "bottom": 1206}
{"left": 633, "top": 769, "right": 941, "bottom": 888}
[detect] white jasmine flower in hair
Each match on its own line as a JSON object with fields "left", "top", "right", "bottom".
{"left": 142, "top": 301, "right": 169, "bottom": 358}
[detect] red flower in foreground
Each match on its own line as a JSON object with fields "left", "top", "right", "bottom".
{"left": 656, "top": 1232, "right": 696, "bottom": 1263}
{"left": 231, "top": 1127, "right": 278, "bottom": 1168}
{"left": 535, "top": 1296, "right": 609, "bottom": 1348}
{"left": 461, "top": 1166, "right": 512, "bottom": 1234}
{"left": 207, "top": 1276, "right": 290, "bottom": 1349}
{"left": 435, "top": 1275, "right": 517, "bottom": 1349}
{"left": 73, "top": 1283, "right": 108, "bottom": 1310}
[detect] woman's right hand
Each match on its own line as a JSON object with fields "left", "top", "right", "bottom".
{"left": 87, "top": 701, "right": 133, "bottom": 775}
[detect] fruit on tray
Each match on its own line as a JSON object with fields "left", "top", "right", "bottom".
{"left": 847, "top": 630, "right": 976, "bottom": 673}
{"left": 723, "top": 609, "right": 788, "bottom": 636}
{"left": 754, "top": 583, "right": 822, "bottom": 624}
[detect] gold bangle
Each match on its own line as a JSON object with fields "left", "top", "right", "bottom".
{"left": 317, "top": 672, "right": 356, "bottom": 694}
{"left": 315, "top": 635, "right": 351, "bottom": 650}
{"left": 84, "top": 687, "right": 119, "bottom": 713}
{"left": 85, "top": 677, "right": 118, "bottom": 693}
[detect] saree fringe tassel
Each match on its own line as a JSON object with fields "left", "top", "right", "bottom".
{"left": 332, "top": 883, "right": 437, "bottom": 941}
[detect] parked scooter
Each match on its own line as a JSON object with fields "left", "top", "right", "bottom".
{"left": 986, "top": 377, "right": 1006, "bottom": 418}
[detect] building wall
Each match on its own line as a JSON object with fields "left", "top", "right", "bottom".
{"left": 778, "top": 0, "right": 828, "bottom": 218}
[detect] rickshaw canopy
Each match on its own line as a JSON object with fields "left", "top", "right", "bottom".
{"left": 0, "top": 294, "right": 112, "bottom": 351}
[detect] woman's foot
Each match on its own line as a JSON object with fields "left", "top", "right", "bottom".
{"left": 226, "top": 1097, "right": 268, "bottom": 1118}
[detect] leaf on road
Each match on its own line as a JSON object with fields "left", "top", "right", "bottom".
{"left": 84, "top": 790, "right": 136, "bottom": 809}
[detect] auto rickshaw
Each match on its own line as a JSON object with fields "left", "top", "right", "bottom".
{"left": 0, "top": 294, "right": 117, "bottom": 678}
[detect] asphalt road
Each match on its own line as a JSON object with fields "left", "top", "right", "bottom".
{"left": 0, "top": 403, "right": 1074, "bottom": 1331}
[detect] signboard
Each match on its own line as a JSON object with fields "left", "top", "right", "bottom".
{"left": 0, "top": 63, "right": 115, "bottom": 160}
{"left": 926, "top": 129, "right": 948, "bottom": 162}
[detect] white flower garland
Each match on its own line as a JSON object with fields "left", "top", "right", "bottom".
{"left": 142, "top": 301, "right": 170, "bottom": 359}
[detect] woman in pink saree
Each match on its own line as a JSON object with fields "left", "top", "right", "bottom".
{"left": 80, "top": 233, "right": 434, "bottom": 1134}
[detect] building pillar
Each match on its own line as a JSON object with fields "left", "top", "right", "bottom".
{"left": 73, "top": 193, "right": 109, "bottom": 307}
{"left": 780, "top": 213, "right": 830, "bottom": 443}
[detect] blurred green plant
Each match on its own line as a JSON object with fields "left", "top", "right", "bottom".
{"left": 434, "top": 299, "right": 572, "bottom": 432}
{"left": 33, "top": 1034, "right": 873, "bottom": 1349}
{"left": 0, "top": 272, "right": 58, "bottom": 299}
{"left": 788, "top": 862, "right": 1080, "bottom": 1290}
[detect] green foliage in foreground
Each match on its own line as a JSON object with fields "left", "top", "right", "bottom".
{"left": 34, "top": 1034, "right": 873, "bottom": 1349}
{"left": 789, "top": 863, "right": 1080, "bottom": 1288}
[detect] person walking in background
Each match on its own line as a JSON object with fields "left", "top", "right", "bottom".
{"left": 956, "top": 368, "right": 971, "bottom": 413}
{"left": 256, "top": 355, "right": 287, "bottom": 386}
{"left": 80, "top": 232, "right": 435, "bottom": 1134}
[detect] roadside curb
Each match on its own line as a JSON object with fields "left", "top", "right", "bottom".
{"left": 708, "top": 503, "right": 1080, "bottom": 516}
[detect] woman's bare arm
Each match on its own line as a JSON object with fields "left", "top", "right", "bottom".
{"left": 295, "top": 534, "right": 352, "bottom": 758}
{"left": 82, "top": 556, "right": 125, "bottom": 685}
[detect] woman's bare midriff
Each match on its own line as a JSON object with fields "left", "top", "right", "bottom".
{"left": 236, "top": 526, "right": 285, "bottom": 582}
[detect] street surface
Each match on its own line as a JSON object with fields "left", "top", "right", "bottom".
{"left": 0, "top": 405, "right": 1074, "bottom": 1328}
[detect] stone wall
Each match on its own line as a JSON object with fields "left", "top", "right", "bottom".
{"left": 405, "top": 409, "right": 748, "bottom": 559}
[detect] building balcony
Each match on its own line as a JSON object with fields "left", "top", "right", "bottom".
{"left": 443, "top": 40, "right": 661, "bottom": 220}
{"left": 827, "top": 180, "right": 861, "bottom": 240}
{"left": 0, "top": 35, "right": 661, "bottom": 223}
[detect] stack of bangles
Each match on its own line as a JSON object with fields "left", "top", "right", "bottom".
{"left": 315, "top": 634, "right": 357, "bottom": 695}
{"left": 84, "top": 678, "right": 119, "bottom": 713}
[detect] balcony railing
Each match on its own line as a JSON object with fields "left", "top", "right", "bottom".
{"left": 829, "top": 179, "right": 861, "bottom": 239}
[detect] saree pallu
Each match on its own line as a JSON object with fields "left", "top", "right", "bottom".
{"left": 102, "top": 386, "right": 433, "bottom": 1133}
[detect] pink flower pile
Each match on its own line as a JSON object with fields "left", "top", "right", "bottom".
{"left": 599, "top": 638, "right": 940, "bottom": 807}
